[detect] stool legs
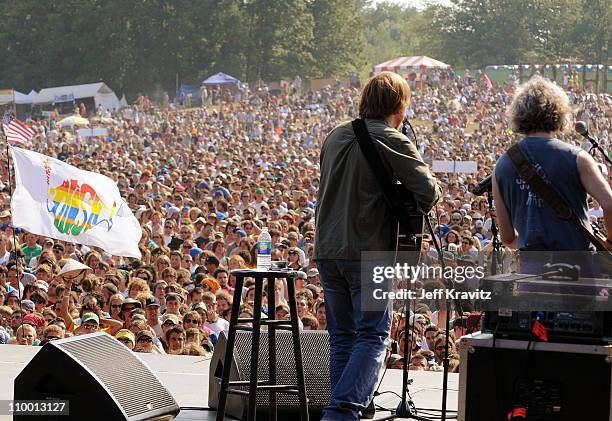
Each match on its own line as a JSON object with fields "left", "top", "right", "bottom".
{"left": 267, "top": 277, "right": 277, "bottom": 421}
{"left": 216, "top": 275, "right": 245, "bottom": 421}
{"left": 217, "top": 273, "right": 309, "bottom": 421}
{"left": 287, "top": 275, "right": 310, "bottom": 421}
{"left": 247, "top": 277, "right": 264, "bottom": 421}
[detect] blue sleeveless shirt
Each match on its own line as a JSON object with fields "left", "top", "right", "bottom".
{"left": 495, "top": 136, "right": 591, "bottom": 251}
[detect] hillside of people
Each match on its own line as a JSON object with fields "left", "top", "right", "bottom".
{"left": 0, "top": 70, "right": 610, "bottom": 374}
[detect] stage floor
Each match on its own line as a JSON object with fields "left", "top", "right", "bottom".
{"left": 0, "top": 344, "right": 458, "bottom": 420}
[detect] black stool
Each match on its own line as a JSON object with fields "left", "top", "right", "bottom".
{"left": 216, "top": 269, "right": 309, "bottom": 421}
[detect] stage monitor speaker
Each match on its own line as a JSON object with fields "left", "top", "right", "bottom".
{"left": 458, "top": 335, "right": 612, "bottom": 421}
{"left": 14, "top": 332, "right": 180, "bottom": 421}
{"left": 209, "top": 330, "right": 331, "bottom": 420}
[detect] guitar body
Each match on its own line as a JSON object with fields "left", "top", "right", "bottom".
{"left": 397, "top": 214, "right": 425, "bottom": 252}
{"left": 592, "top": 226, "right": 612, "bottom": 252}
{"left": 396, "top": 120, "right": 427, "bottom": 254}
{"left": 352, "top": 118, "right": 427, "bottom": 257}
{"left": 394, "top": 182, "right": 426, "bottom": 254}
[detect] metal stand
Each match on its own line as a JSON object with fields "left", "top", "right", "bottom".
{"left": 377, "top": 223, "right": 447, "bottom": 421}
{"left": 216, "top": 269, "right": 309, "bottom": 421}
{"left": 376, "top": 304, "right": 432, "bottom": 421}
{"left": 588, "top": 136, "right": 612, "bottom": 166}
{"left": 488, "top": 192, "right": 502, "bottom": 275}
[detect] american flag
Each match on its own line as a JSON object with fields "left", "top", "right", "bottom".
{"left": 2, "top": 114, "right": 34, "bottom": 146}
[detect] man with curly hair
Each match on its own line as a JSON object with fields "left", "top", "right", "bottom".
{"left": 493, "top": 76, "right": 612, "bottom": 257}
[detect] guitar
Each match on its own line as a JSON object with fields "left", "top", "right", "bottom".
{"left": 591, "top": 225, "right": 612, "bottom": 252}
{"left": 352, "top": 118, "right": 426, "bottom": 255}
{"left": 396, "top": 120, "right": 426, "bottom": 253}
{"left": 393, "top": 180, "right": 426, "bottom": 253}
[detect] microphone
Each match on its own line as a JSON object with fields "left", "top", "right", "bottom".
{"left": 575, "top": 121, "right": 592, "bottom": 139}
{"left": 473, "top": 175, "right": 492, "bottom": 196}
{"left": 576, "top": 120, "right": 612, "bottom": 165}
{"left": 575, "top": 121, "right": 588, "bottom": 136}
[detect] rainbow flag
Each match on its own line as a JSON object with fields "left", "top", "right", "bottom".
{"left": 10, "top": 146, "right": 142, "bottom": 258}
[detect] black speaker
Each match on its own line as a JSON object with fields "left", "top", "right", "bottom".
{"left": 209, "top": 330, "right": 331, "bottom": 420}
{"left": 14, "top": 332, "right": 180, "bottom": 421}
{"left": 459, "top": 336, "right": 612, "bottom": 421}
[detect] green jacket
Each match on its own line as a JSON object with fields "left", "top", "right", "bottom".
{"left": 313, "top": 118, "right": 440, "bottom": 260}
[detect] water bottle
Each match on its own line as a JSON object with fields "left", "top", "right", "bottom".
{"left": 257, "top": 227, "right": 272, "bottom": 270}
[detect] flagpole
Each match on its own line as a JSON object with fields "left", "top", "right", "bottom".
{"left": 2, "top": 119, "right": 27, "bottom": 342}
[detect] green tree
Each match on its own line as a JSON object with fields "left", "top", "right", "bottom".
{"left": 572, "top": 0, "right": 611, "bottom": 63}
{"left": 243, "top": 0, "right": 314, "bottom": 81}
{"left": 424, "top": 0, "right": 610, "bottom": 67}
{"left": 361, "top": 2, "right": 421, "bottom": 78}
{"left": 308, "top": 0, "right": 366, "bottom": 78}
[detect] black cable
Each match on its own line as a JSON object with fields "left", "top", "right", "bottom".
{"left": 374, "top": 214, "right": 418, "bottom": 402}
{"left": 415, "top": 407, "right": 458, "bottom": 413}
{"left": 377, "top": 390, "right": 402, "bottom": 399}
{"left": 374, "top": 404, "right": 442, "bottom": 421}
{"left": 373, "top": 244, "right": 406, "bottom": 396}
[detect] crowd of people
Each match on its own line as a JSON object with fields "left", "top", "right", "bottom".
{"left": 0, "top": 71, "right": 610, "bottom": 373}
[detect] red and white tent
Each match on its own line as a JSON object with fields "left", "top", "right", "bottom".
{"left": 373, "top": 55, "right": 449, "bottom": 73}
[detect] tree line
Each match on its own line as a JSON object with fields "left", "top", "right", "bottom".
{"left": 0, "top": 0, "right": 609, "bottom": 97}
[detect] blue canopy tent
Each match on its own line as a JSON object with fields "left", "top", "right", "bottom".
{"left": 177, "top": 84, "right": 202, "bottom": 106}
{"left": 201, "top": 72, "right": 241, "bottom": 86}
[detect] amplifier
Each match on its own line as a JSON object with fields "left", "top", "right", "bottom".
{"left": 482, "top": 310, "right": 612, "bottom": 344}
{"left": 479, "top": 272, "right": 612, "bottom": 312}
{"left": 458, "top": 335, "right": 612, "bottom": 421}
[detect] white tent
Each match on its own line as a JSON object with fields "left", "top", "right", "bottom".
{"left": 15, "top": 90, "right": 37, "bottom": 104}
{"left": 0, "top": 89, "right": 35, "bottom": 105}
{"left": 33, "top": 82, "right": 121, "bottom": 112}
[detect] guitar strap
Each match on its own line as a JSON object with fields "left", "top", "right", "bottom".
{"left": 351, "top": 118, "right": 416, "bottom": 232}
{"left": 506, "top": 143, "right": 605, "bottom": 251}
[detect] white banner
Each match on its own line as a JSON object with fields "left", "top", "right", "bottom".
{"left": 77, "top": 128, "right": 108, "bottom": 137}
{"left": 10, "top": 146, "right": 142, "bottom": 258}
{"left": 53, "top": 93, "right": 74, "bottom": 103}
{"left": 432, "top": 160, "right": 478, "bottom": 174}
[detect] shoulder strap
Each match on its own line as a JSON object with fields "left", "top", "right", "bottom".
{"left": 351, "top": 118, "right": 404, "bottom": 223}
{"left": 506, "top": 143, "right": 603, "bottom": 250}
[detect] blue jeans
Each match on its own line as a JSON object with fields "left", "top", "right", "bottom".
{"left": 317, "top": 259, "right": 392, "bottom": 421}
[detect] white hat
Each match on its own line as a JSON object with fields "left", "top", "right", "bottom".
{"left": 135, "top": 206, "right": 148, "bottom": 219}
{"left": 58, "top": 258, "right": 92, "bottom": 281}
{"left": 35, "top": 280, "right": 49, "bottom": 293}
{"left": 409, "top": 314, "right": 427, "bottom": 326}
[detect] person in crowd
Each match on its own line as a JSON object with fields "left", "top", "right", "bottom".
{"left": 115, "top": 329, "right": 135, "bottom": 350}
{"left": 166, "top": 325, "right": 186, "bottom": 355}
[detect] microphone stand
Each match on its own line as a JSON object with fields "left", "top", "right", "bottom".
{"left": 377, "top": 216, "right": 463, "bottom": 421}
{"left": 488, "top": 189, "right": 502, "bottom": 275}
{"left": 378, "top": 120, "right": 455, "bottom": 421}
{"left": 587, "top": 136, "right": 612, "bottom": 166}
{"left": 377, "top": 257, "right": 447, "bottom": 421}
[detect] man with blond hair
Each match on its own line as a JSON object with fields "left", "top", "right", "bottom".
{"left": 314, "top": 71, "right": 440, "bottom": 420}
